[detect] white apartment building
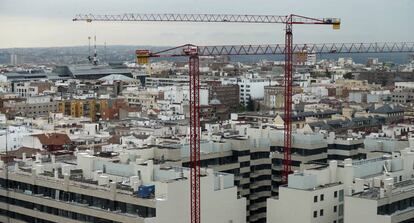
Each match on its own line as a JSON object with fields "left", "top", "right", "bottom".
{"left": 267, "top": 148, "right": 414, "bottom": 223}
{"left": 0, "top": 114, "right": 6, "bottom": 125}
{"left": 0, "top": 125, "right": 42, "bottom": 152}
{"left": 345, "top": 149, "right": 414, "bottom": 223}
{"left": 0, "top": 74, "right": 10, "bottom": 93}
{"left": 13, "top": 82, "right": 51, "bottom": 98}
{"left": 161, "top": 85, "right": 209, "bottom": 106}
{"left": 394, "top": 82, "right": 414, "bottom": 91}
{"left": 364, "top": 134, "right": 409, "bottom": 154}
{"left": 268, "top": 163, "right": 344, "bottom": 223}
{"left": 145, "top": 76, "right": 189, "bottom": 88}
{"left": 221, "top": 74, "right": 272, "bottom": 106}
{"left": 327, "top": 132, "right": 365, "bottom": 161}
{"left": 305, "top": 86, "right": 329, "bottom": 98}
{"left": 122, "top": 87, "right": 161, "bottom": 110}
{"left": 0, "top": 150, "right": 246, "bottom": 223}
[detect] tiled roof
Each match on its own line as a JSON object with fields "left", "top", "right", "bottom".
{"left": 7, "top": 147, "right": 41, "bottom": 158}
{"left": 32, "top": 133, "right": 71, "bottom": 146}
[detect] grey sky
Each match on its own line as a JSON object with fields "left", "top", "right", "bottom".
{"left": 0, "top": 0, "right": 413, "bottom": 48}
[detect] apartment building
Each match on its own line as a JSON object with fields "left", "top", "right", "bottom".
{"left": 176, "top": 136, "right": 271, "bottom": 223}
{"left": 364, "top": 134, "right": 409, "bottom": 154}
{"left": 394, "top": 82, "right": 414, "bottom": 91}
{"left": 122, "top": 88, "right": 162, "bottom": 110}
{"left": 327, "top": 133, "right": 365, "bottom": 161}
{"left": 345, "top": 150, "right": 414, "bottom": 223}
{"left": 206, "top": 81, "right": 240, "bottom": 111}
{"left": 0, "top": 151, "right": 246, "bottom": 223}
{"left": 391, "top": 89, "right": 414, "bottom": 104}
{"left": 3, "top": 96, "right": 58, "bottom": 118}
{"left": 221, "top": 75, "right": 272, "bottom": 107}
{"left": 0, "top": 125, "right": 43, "bottom": 152}
{"left": 58, "top": 99, "right": 109, "bottom": 122}
{"left": 13, "top": 81, "right": 52, "bottom": 98}
{"left": 268, "top": 164, "right": 345, "bottom": 223}
{"left": 267, "top": 148, "right": 414, "bottom": 223}
{"left": 161, "top": 85, "right": 209, "bottom": 106}
{"left": 104, "top": 122, "right": 272, "bottom": 223}
{"left": 145, "top": 77, "right": 189, "bottom": 88}
{"left": 261, "top": 129, "right": 328, "bottom": 197}
{"left": 263, "top": 85, "right": 302, "bottom": 110}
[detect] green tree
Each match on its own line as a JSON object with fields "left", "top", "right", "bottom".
{"left": 246, "top": 96, "right": 255, "bottom": 112}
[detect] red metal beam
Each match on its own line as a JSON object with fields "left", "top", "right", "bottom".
{"left": 73, "top": 13, "right": 339, "bottom": 25}
{"left": 189, "top": 54, "right": 201, "bottom": 223}
{"left": 283, "top": 19, "right": 293, "bottom": 183}
{"left": 141, "top": 42, "right": 414, "bottom": 58}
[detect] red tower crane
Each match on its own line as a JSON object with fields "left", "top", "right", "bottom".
{"left": 73, "top": 13, "right": 342, "bottom": 223}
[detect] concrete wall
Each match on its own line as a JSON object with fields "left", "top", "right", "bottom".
{"left": 21, "top": 135, "right": 42, "bottom": 149}
{"left": 344, "top": 196, "right": 390, "bottom": 223}
{"left": 268, "top": 184, "right": 344, "bottom": 223}
{"left": 155, "top": 173, "right": 246, "bottom": 223}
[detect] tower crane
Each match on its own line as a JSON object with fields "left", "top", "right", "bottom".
{"left": 72, "top": 13, "right": 342, "bottom": 223}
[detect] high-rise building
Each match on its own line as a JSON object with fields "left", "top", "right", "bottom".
{"left": 10, "top": 53, "right": 18, "bottom": 66}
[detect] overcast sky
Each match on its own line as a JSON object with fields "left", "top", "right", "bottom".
{"left": 0, "top": 0, "right": 413, "bottom": 48}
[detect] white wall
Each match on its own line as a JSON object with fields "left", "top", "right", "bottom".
{"left": 344, "top": 197, "right": 390, "bottom": 223}
{"left": 267, "top": 184, "right": 344, "bottom": 223}
{"left": 162, "top": 86, "right": 209, "bottom": 106}
{"left": 21, "top": 135, "right": 42, "bottom": 149}
{"left": 221, "top": 76, "right": 271, "bottom": 106}
{"left": 155, "top": 173, "right": 246, "bottom": 223}
{"left": 0, "top": 127, "right": 42, "bottom": 151}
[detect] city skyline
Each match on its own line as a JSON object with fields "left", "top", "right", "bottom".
{"left": 0, "top": 0, "right": 413, "bottom": 48}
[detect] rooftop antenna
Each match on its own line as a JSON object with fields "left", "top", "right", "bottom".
{"left": 87, "top": 36, "right": 92, "bottom": 63}
{"left": 104, "top": 41, "right": 107, "bottom": 64}
{"left": 93, "top": 35, "right": 98, "bottom": 65}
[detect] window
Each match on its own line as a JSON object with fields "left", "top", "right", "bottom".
{"left": 334, "top": 191, "right": 338, "bottom": 198}
{"left": 334, "top": 205, "right": 337, "bottom": 213}
{"left": 314, "top": 196, "right": 318, "bottom": 203}
{"left": 339, "top": 204, "right": 344, "bottom": 216}
{"left": 320, "top": 209, "right": 324, "bottom": 216}
{"left": 339, "top": 190, "right": 344, "bottom": 202}
{"left": 320, "top": 194, "right": 324, "bottom": 201}
{"left": 313, "top": 211, "right": 317, "bottom": 218}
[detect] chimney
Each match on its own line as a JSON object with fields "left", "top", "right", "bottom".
{"left": 54, "top": 169, "right": 59, "bottom": 179}
{"left": 344, "top": 159, "right": 354, "bottom": 195}
{"left": 383, "top": 178, "right": 394, "bottom": 198}
{"left": 35, "top": 153, "right": 41, "bottom": 163}
{"left": 329, "top": 160, "right": 338, "bottom": 183}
